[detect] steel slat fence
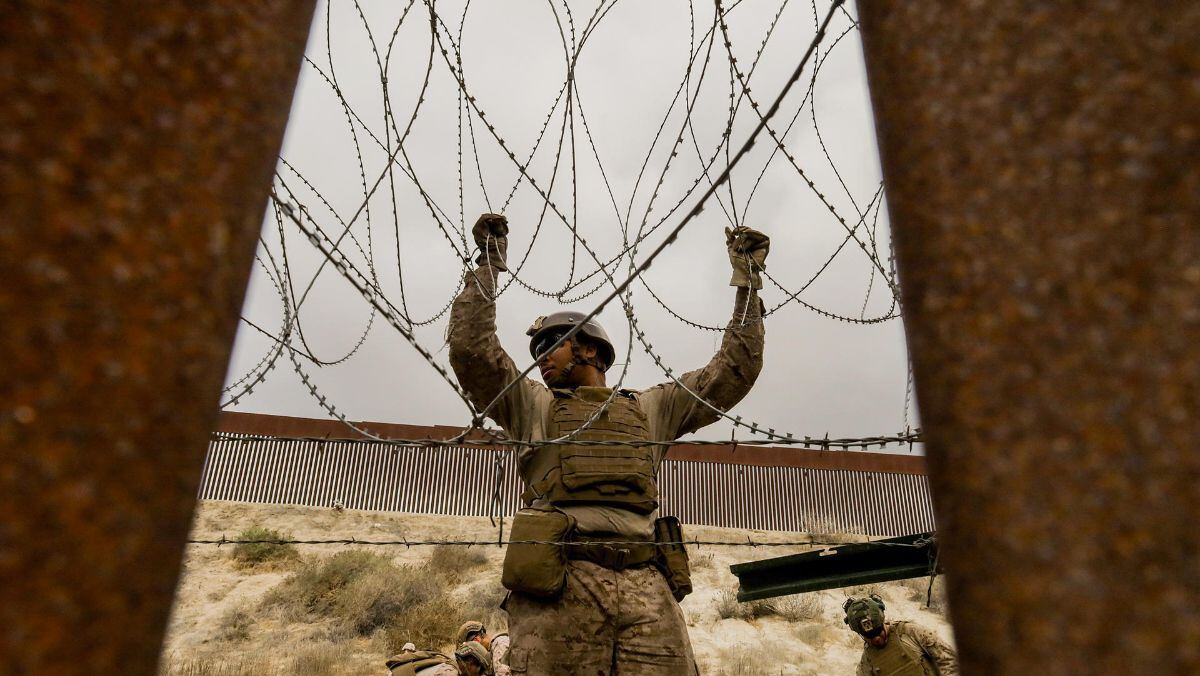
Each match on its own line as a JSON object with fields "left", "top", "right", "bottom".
{"left": 197, "top": 435, "right": 935, "bottom": 536}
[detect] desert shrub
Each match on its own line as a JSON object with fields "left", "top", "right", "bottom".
{"left": 381, "top": 574, "right": 508, "bottom": 652}
{"left": 230, "top": 526, "right": 299, "bottom": 569}
{"left": 261, "top": 548, "right": 508, "bottom": 653}
{"left": 689, "top": 550, "right": 716, "bottom": 570}
{"left": 715, "top": 590, "right": 776, "bottom": 621}
{"left": 380, "top": 595, "right": 472, "bottom": 653}
{"left": 901, "top": 576, "right": 949, "bottom": 613}
{"left": 715, "top": 589, "right": 740, "bottom": 619}
{"left": 458, "top": 579, "right": 509, "bottom": 634}
{"left": 847, "top": 584, "right": 884, "bottom": 600}
{"left": 218, "top": 605, "right": 254, "bottom": 642}
{"left": 772, "top": 594, "right": 822, "bottom": 622}
{"left": 715, "top": 590, "right": 820, "bottom": 623}
{"left": 262, "top": 550, "right": 444, "bottom": 637}
{"left": 428, "top": 544, "right": 489, "bottom": 579}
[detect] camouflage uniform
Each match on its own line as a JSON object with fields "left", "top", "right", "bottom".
{"left": 490, "top": 633, "right": 511, "bottom": 676}
{"left": 448, "top": 246, "right": 765, "bottom": 673}
{"left": 856, "top": 622, "right": 958, "bottom": 676}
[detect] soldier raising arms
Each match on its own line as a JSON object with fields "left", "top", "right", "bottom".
{"left": 447, "top": 213, "right": 769, "bottom": 674}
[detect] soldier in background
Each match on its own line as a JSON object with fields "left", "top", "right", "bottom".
{"left": 455, "top": 621, "right": 510, "bottom": 676}
{"left": 448, "top": 213, "right": 769, "bottom": 674}
{"left": 844, "top": 594, "right": 958, "bottom": 676}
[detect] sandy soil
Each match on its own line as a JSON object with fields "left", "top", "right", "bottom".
{"left": 163, "top": 501, "right": 953, "bottom": 674}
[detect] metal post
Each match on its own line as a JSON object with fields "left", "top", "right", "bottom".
{"left": 0, "top": 3, "right": 316, "bottom": 672}
{"left": 857, "top": 3, "right": 1200, "bottom": 672}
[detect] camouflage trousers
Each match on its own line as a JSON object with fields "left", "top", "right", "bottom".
{"left": 503, "top": 560, "right": 696, "bottom": 675}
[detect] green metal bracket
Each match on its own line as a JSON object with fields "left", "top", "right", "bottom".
{"left": 730, "top": 532, "right": 939, "bottom": 601}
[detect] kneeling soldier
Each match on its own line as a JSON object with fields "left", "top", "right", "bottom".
{"left": 455, "top": 621, "right": 510, "bottom": 676}
{"left": 455, "top": 641, "right": 493, "bottom": 676}
{"left": 845, "top": 595, "right": 958, "bottom": 676}
{"left": 448, "top": 213, "right": 769, "bottom": 674}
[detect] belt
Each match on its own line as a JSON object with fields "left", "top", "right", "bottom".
{"left": 566, "top": 536, "right": 658, "bottom": 571}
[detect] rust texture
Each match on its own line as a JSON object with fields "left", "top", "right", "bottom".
{"left": 217, "top": 411, "right": 929, "bottom": 474}
{"left": 858, "top": 2, "right": 1199, "bottom": 673}
{"left": 0, "top": 4, "right": 315, "bottom": 673}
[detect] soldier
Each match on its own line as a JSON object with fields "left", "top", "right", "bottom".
{"left": 454, "top": 621, "right": 510, "bottom": 676}
{"left": 455, "top": 641, "right": 493, "bottom": 676}
{"left": 844, "top": 594, "right": 958, "bottom": 676}
{"left": 448, "top": 213, "right": 769, "bottom": 674}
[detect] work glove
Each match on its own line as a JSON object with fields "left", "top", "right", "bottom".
{"left": 472, "top": 212, "right": 509, "bottom": 271}
{"left": 725, "top": 226, "right": 770, "bottom": 289}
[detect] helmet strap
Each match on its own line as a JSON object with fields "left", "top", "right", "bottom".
{"left": 569, "top": 340, "right": 606, "bottom": 372}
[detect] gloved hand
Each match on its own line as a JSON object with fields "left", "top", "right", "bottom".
{"left": 725, "top": 226, "right": 770, "bottom": 289}
{"left": 472, "top": 212, "right": 509, "bottom": 271}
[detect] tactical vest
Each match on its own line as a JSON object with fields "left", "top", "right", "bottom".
{"left": 385, "top": 650, "right": 453, "bottom": 676}
{"left": 522, "top": 389, "right": 658, "bottom": 514}
{"left": 861, "top": 623, "right": 935, "bottom": 676}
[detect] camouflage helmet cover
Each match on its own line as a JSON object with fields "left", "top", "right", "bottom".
{"left": 455, "top": 640, "right": 492, "bottom": 669}
{"left": 843, "top": 594, "right": 886, "bottom": 637}
{"left": 526, "top": 311, "right": 616, "bottom": 371}
{"left": 455, "top": 620, "right": 486, "bottom": 645}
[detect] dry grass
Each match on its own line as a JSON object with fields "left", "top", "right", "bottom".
{"left": 772, "top": 594, "right": 822, "bottom": 622}
{"left": 715, "top": 590, "right": 777, "bottom": 621}
{"left": 159, "top": 656, "right": 274, "bottom": 676}
{"left": 230, "top": 526, "right": 299, "bottom": 569}
{"left": 217, "top": 605, "right": 254, "bottom": 642}
{"left": 255, "top": 547, "right": 506, "bottom": 653}
{"left": 714, "top": 645, "right": 772, "bottom": 676}
{"left": 900, "top": 575, "right": 949, "bottom": 613}
{"left": 290, "top": 641, "right": 355, "bottom": 675}
{"left": 262, "top": 550, "right": 442, "bottom": 637}
{"left": 689, "top": 550, "right": 716, "bottom": 570}
{"left": 714, "top": 590, "right": 821, "bottom": 623}
{"left": 428, "top": 543, "right": 489, "bottom": 579}
{"left": 166, "top": 504, "right": 956, "bottom": 674}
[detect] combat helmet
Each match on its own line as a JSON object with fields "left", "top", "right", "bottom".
{"left": 455, "top": 620, "right": 485, "bottom": 645}
{"left": 455, "top": 640, "right": 493, "bottom": 673}
{"left": 527, "top": 311, "right": 615, "bottom": 372}
{"left": 843, "top": 594, "right": 886, "bottom": 638}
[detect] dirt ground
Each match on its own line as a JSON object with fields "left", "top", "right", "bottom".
{"left": 162, "top": 501, "right": 953, "bottom": 675}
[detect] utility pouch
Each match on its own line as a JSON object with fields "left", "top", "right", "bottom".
{"left": 653, "top": 515, "right": 693, "bottom": 601}
{"left": 502, "top": 506, "right": 576, "bottom": 598}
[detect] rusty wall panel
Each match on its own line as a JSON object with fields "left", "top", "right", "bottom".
{"left": 857, "top": 3, "right": 1200, "bottom": 673}
{"left": 0, "top": 3, "right": 316, "bottom": 673}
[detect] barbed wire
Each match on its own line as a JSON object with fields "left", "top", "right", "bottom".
{"left": 229, "top": 0, "right": 918, "bottom": 466}
{"left": 212, "top": 428, "right": 922, "bottom": 451}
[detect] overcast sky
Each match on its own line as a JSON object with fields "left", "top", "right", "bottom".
{"left": 223, "top": 0, "right": 921, "bottom": 451}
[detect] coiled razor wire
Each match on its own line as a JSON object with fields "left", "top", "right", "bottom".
{"left": 226, "top": 0, "right": 922, "bottom": 463}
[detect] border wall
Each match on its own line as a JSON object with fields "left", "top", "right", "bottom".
{"left": 201, "top": 412, "right": 934, "bottom": 536}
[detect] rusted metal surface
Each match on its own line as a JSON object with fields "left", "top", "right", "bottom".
{"left": 217, "top": 411, "right": 929, "bottom": 473}
{"left": 858, "top": 3, "right": 1200, "bottom": 673}
{"left": 200, "top": 429, "right": 936, "bottom": 535}
{"left": 0, "top": 4, "right": 315, "bottom": 673}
